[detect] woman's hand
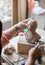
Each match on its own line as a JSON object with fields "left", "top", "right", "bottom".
{"left": 28, "top": 43, "right": 41, "bottom": 61}
{"left": 16, "top": 18, "right": 30, "bottom": 30}
{"left": 25, "top": 43, "right": 41, "bottom": 65}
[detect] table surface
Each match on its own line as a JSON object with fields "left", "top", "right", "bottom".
{"left": 2, "top": 28, "right": 45, "bottom": 65}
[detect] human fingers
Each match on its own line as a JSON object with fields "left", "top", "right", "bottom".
{"left": 33, "top": 43, "right": 41, "bottom": 56}
{"left": 34, "top": 43, "right": 39, "bottom": 50}
{"left": 29, "top": 43, "right": 39, "bottom": 53}
{"left": 21, "top": 22, "right": 27, "bottom": 27}
{"left": 22, "top": 18, "right": 31, "bottom": 23}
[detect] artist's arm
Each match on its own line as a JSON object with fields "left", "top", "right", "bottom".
{"left": 25, "top": 43, "right": 41, "bottom": 65}
{"left": 1, "top": 18, "right": 30, "bottom": 47}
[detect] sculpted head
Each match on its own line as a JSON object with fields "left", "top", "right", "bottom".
{"left": 27, "top": 19, "right": 37, "bottom": 32}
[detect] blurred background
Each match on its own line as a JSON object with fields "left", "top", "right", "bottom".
{"left": 0, "top": 0, "right": 45, "bottom": 30}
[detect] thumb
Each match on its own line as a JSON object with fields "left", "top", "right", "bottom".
{"left": 34, "top": 43, "right": 39, "bottom": 50}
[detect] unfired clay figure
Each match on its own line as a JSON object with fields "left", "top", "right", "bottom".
{"left": 25, "top": 18, "right": 41, "bottom": 43}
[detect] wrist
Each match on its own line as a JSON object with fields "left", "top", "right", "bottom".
{"left": 28, "top": 57, "right": 35, "bottom": 65}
